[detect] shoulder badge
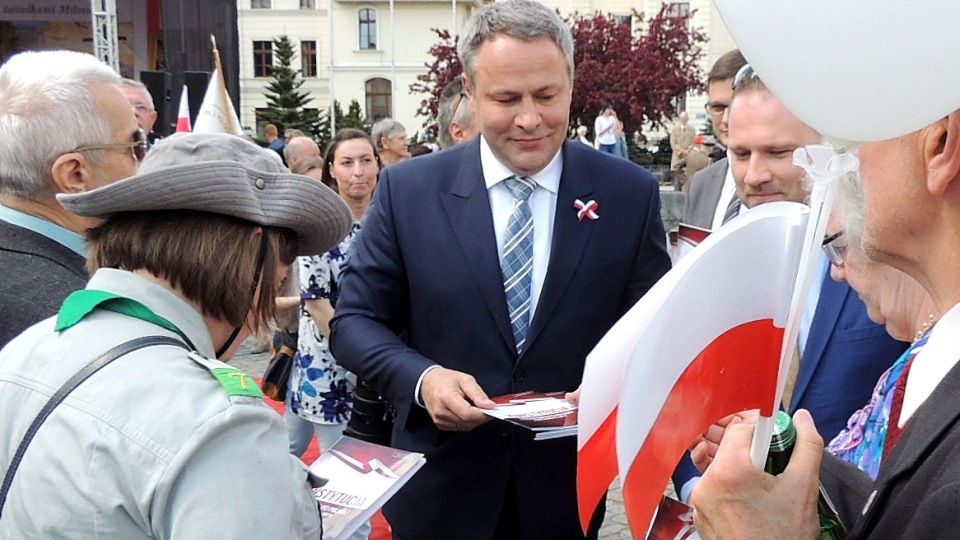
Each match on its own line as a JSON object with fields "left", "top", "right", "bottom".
{"left": 188, "top": 351, "right": 263, "bottom": 398}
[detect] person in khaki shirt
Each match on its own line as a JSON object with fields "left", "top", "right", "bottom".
{"left": 0, "top": 133, "right": 352, "bottom": 539}
{"left": 676, "top": 135, "right": 715, "bottom": 192}
{"left": 670, "top": 111, "right": 696, "bottom": 183}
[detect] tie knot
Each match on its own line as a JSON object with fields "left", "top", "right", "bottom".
{"left": 504, "top": 176, "right": 535, "bottom": 201}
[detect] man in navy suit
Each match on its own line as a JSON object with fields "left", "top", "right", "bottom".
{"left": 329, "top": 1, "right": 671, "bottom": 538}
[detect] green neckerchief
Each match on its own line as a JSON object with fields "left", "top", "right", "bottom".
{"left": 56, "top": 289, "right": 197, "bottom": 351}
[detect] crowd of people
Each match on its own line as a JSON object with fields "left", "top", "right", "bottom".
{"left": 2, "top": 0, "right": 956, "bottom": 539}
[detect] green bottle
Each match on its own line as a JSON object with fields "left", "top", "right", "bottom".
{"left": 765, "top": 411, "right": 847, "bottom": 539}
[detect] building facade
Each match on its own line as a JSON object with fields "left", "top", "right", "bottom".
{"left": 236, "top": 0, "right": 734, "bottom": 141}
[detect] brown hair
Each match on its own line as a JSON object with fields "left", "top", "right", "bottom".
{"left": 708, "top": 49, "right": 747, "bottom": 84}
{"left": 292, "top": 154, "right": 325, "bottom": 176}
{"left": 86, "top": 210, "right": 298, "bottom": 328}
{"left": 321, "top": 128, "right": 382, "bottom": 190}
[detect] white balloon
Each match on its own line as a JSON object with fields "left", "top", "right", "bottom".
{"left": 714, "top": 0, "right": 960, "bottom": 143}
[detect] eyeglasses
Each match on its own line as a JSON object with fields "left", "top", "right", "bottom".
{"left": 732, "top": 64, "right": 758, "bottom": 90}
{"left": 822, "top": 230, "right": 846, "bottom": 267}
{"left": 132, "top": 103, "right": 154, "bottom": 113}
{"left": 73, "top": 129, "right": 148, "bottom": 162}
{"left": 704, "top": 101, "right": 728, "bottom": 116}
{"left": 452, "top": 89, "right": 466, "bottom": 117}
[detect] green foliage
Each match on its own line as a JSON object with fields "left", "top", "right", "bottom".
{"left": 315, "top": 100, "right": 370, "bottom": 149}
{"left": 260, "top": 35, "right": 314, "bottom": 133}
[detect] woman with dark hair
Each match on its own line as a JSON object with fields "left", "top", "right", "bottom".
{"left": 289, "top": 128, "right": 382, "bottom": 539}
{"left": 0, "top": 133, "right": 352, "bottom": 538}
{"left": 290, "top": 130, "right": 380, "bottom": 443}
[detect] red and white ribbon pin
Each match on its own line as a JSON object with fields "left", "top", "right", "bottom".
{"left": 573, "top": 199, "right": 599, "bottom": 221}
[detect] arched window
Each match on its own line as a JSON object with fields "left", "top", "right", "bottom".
{"left": 365, "top": 78, "right": 391, "bottom": 121}
{"left": 359, "top": 8, "right": 377, "bottom": 50}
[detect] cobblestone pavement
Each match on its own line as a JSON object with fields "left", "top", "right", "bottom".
{"left": 232, "top": 335, "right": 638, "bottom": 539}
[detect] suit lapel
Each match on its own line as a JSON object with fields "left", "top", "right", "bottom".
{"left": 438, "top": 141, "right": 515, "bottom": 351}
{"left": 791, "top": 265, "right": 846, "bottom": 410}
{"left": 523, "top": 141, "right": 596, "bottom": 354}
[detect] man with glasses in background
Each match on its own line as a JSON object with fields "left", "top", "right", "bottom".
{"left": 683, "top": 49, "right": 747, "bottom": 229}
{"left": 120, "top": 78, "right": 161, "bottom": 149}
{"left": 0, "top": 50, "right": 142, "bottom": 347}
{"left": 437, "top": 78, "right": 477, "bottom": 149}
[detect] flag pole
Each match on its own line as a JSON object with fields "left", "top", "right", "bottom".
{"left": 209, "top": 34, "right": 239, "bottom": 136}
{"left": 748, "top": 143, "right": 859, "bottom": 470}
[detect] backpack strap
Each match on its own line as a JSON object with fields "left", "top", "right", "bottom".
{"left": 0, "top": 335, "right": 189, "bottom": 519}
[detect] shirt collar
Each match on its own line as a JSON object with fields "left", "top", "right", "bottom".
{"left": 0, "top": 202, "right": 87, "bottom": 257}
{"left": 480, "top": 135, "right": 562, "bottom": 195}
{"left": 81, "top": 268, "right": 216, "bottom": 357}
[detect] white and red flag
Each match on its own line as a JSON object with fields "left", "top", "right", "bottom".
{"left": 576, "top": 201, "right": 808, "bottom": 536}
{"left": 175, "top": 85, "right": 191, "bottom": 133}
{"left": 193, "top": 35, "right": 243, "bottom": 136}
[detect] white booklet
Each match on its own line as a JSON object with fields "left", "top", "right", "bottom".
{"left": 481, "top": 391, "right": 578, "bottom": 440}
{"left": 309, "top": 436, "right": 426, "bottom": 540}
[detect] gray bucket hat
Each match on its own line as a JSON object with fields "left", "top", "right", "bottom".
{"left": 57, "top": 132, "right": 352, "bottom": 256}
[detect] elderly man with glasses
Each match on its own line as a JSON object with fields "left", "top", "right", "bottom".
{"left": 0, "top": 50, "right": 142, "bottom": 348}
{"left": 119, "top": 78, "right": 161, "bottom": 149}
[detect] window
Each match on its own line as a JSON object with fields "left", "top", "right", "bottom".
{"left": 253, "top": 40, "right": 273, "bottom": 78}
{"left": 251, "top": 0, "right": 271, "bottom": 8}
{"left": 300, "top": 0, "right": 316, "bottom": 7}
{"left": 301, "top": 40, "right": 317, "bottom": 78}
{"left": 365, "top": 78, "right": 391, "bottom": 121}
{"left": 613, "top": 14, "right": 631, "bottom": 27}
{"left": 667, "top": 2, "right": 690, "bottom": 18}
{"left": 359, "top": 8, "right": 377, "bottom": 50}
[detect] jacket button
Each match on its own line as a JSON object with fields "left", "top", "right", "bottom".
{"left": 513, "top": 370, "right": 525, "bottom": 382}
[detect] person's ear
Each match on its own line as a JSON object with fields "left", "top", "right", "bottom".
{"left": 450, "top": 121, "right": 465, "bottom": 145}
{"left": 927, "top": 110, "right": 960, "bottom": 197}
{"left": 50, "top": 152, "right": 95, "bottom": 194}
{"left": 460, "top": 73, "right": 472, "bottom": 100}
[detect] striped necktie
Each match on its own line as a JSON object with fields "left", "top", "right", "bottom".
{"left": 721, "top": 191, "right": 741, "bottom": 226}
{"left": 501, "top": 176, "right": 536, "bottom": 353}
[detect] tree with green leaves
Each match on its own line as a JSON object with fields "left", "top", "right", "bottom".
{"left": 260, "top": 35, "right": 313, "bottom": 134}
{"left": 315, "top": 100, "right": 370, "bottom": 149}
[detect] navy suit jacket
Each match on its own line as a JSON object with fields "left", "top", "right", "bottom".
{"left": 330, "top": 139, "right": 671, "bottom": 539}
{"left": 788, "top": 266, "right": 908, "bottom": 440}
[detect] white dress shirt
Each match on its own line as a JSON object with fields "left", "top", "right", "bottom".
{"left": 481, "top": 136, "right": 561, "bottom": 320}
{"left": 710, "top": 160, "right": 739, "bottom": 231}
{"left": 900, "top": 301, "right": 960, "bottom": 426}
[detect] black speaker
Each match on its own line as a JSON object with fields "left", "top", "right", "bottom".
{"left": 183, "top": 71, "right": 210, "bottom": 129}
{"left": 139, "top": 70, "right": 171, "bottom": 137}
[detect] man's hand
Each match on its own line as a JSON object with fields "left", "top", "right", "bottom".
{"left": 421, "top": 367, "right": 496, "bottom": 432}
{"left": 689, "top": 410, "right": 824, "bottom": 540}
{"left": 690, "top": 410, "right": 759, "bottom": 473}
{"left": 564, "top": 386, "right": 581, "bottom": 406}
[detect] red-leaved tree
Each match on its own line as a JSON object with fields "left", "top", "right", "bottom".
{"left": 569, "top": 6, "right": 706, "bottom": 139}
{"left": 411, "top": 6, "right": 705, "bottom": 141}
{"left": 409, "top": 29, "right": 462, "bottom": 140}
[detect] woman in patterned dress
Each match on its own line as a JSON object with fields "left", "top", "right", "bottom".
{"left": 289, "top": 129, "right": 381, "bottom": 456}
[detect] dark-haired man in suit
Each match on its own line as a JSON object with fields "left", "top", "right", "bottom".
{"left": 330, "top": 1, "right": 671, "bottom": 538}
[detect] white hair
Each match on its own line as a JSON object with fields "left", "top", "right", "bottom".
{"left": 0, "top": 50, "right": 121, "bottom": 200}
{"left": 119, "top": 78, "right": 155, "bottom": 110}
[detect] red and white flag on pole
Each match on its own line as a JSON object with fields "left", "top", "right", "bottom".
{"left": 175, "top": 85, "right": 191, "bottom": 133}
{"left": 576, "top": 201, "right": 808, "bottom": 536}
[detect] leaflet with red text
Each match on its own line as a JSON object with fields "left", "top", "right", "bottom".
{"left": 309, "top": 436, "right": 426, "bottom": 540}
